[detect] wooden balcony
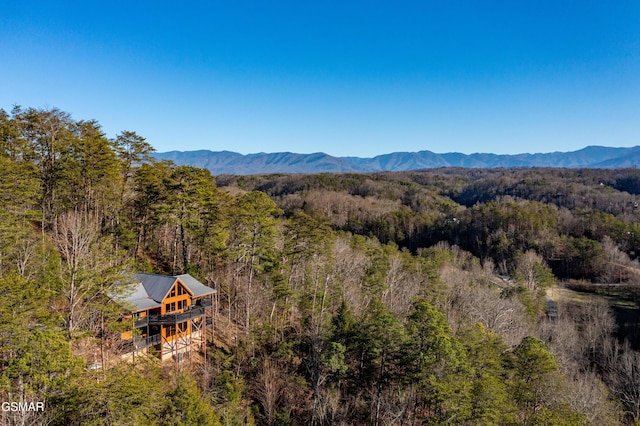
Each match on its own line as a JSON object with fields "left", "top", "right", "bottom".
{"left": 133, "top": 297, "right": 213, "bottom": 328}
{"left": 147, "top": 305, "right": 206, "bottom": 325}
{"left": 116, "top": 334, "right": 162, "bottom": 353}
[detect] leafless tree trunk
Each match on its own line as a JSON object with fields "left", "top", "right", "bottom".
{"left": 610, "top": 342, "right": 640, "bottom": 422}
{"left": 255, "top": 358, "right": 282, "bottom": 426}
{"left": 516, "top": 250, "right": 544, "bottom": 292}
{"left": 51, "top": 210, "right": 99, "bottom": 333}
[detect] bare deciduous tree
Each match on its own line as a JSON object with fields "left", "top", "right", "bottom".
{"left": 254, "top": 358, "right": 283, "bottom": 426}
{"left": 442, "top": 265, "right": 532, "bottom": 346}
{"left": 610, "top": 342, "right": 640, "bottom": 423}
{"left": 516, "top": 250, "right": 545, "bottom": 292}
{"left": 565, "top": 370, "right": 619, "bottom": 425}
{"left": 52, "top": 210, "right": 99, "bottom": 333}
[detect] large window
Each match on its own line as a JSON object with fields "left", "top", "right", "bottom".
{"left": 166, "top": 325, "right": 176, "bottom": 337}
{"left": 165, "top": 302, "right": 176, "bottom": 313}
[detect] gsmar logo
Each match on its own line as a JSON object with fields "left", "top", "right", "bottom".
{"left": 1, "top": 401, "right": 45, "bottom": 412}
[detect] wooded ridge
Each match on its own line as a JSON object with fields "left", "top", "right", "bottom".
{"left": 154, "top": 145, "right": 640, "bottom": 174}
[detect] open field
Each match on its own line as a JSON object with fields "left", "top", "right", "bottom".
{"left": 547, "top": 285, "right": 639, "bottom": 309}
{"left": 548, "top": 285, "right": 640, "bottom": 349}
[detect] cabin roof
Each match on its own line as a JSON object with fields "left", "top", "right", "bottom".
{"left": 116, "top": 273, "right": 215, "bottom": 312}
{"left": 175, "top": 274, "right": 215, "bottom": 298}
{"left": 124, "top": 282, "right": 161, "bottom": 311}
{"left": 139, "top": 273, "right": 179, "bottom": 302}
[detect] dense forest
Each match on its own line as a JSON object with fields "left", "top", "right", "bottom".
{"left": 2, "top": 106, "right": 640, "bottom": 425}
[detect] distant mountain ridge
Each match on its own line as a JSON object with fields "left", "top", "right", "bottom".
{"left": 153, "top": 146, "right": 640, "bottom": 175}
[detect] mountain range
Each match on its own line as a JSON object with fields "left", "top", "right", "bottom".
{"left": 153, "top": 145, "right": 640, "bottom": 175}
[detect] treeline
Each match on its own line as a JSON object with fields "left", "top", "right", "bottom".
{"left": 219, "top": 168, "right": 640, "bottom": 284}
{"left": 1, "top": 106, "right": 639, "bottom": 425}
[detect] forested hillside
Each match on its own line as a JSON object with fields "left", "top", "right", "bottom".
{"left": 3, "top": 106, "right": 640, "bottom": 425}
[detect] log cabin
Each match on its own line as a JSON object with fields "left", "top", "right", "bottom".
{"left": 115, "top": 273, "right": 216, "bottom": 361}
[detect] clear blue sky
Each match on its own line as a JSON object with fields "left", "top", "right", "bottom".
{"left": 1, "top": 1, "right": 639, "bottom": 157}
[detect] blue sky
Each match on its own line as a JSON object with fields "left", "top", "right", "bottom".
{"left": 1, "top": 1, "right": 639, "bottom": 157}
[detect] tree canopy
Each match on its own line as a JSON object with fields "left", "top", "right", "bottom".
{"left": 3, "top": 106, "right": 640, "bottom": 424}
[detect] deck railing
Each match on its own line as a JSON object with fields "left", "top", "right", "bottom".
{"left": 132, "top": 296, "right": 213, "bottom": 328}
{"left": 147, "top": 305, "right": 205, "bottom": 325}
{"left": 116, "top": 334, "right": 162, "bottom": 353}
{"left": 134, "top": 334, "right": 162, "bottom": 349}
{"left": 134, "top": 317, "right": 149, "bottom": 328}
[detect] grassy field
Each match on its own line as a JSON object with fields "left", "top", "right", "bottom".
{"left": 547, "top": 285, "right": 640, "bottom": 349}
{"left": 547, "top": 286, "right": 639, "bottom": 309}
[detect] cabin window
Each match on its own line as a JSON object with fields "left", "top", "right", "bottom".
{"left": 178, "top": 285, "right": 185, "bottom": 296}
{"left": 177, "top": 300, "right": 186, "bottom": 311}
{"left": 169, "top": 286, "right": 176, "bottom": 298}
{"left": 166, "top": 325, "right": 176, "bottom": 337}
{"left": 165, "top": 302, "right": 176, "bottom": 313}
{"left": 178, "top": 322, "right": 188, "bottom": 333}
